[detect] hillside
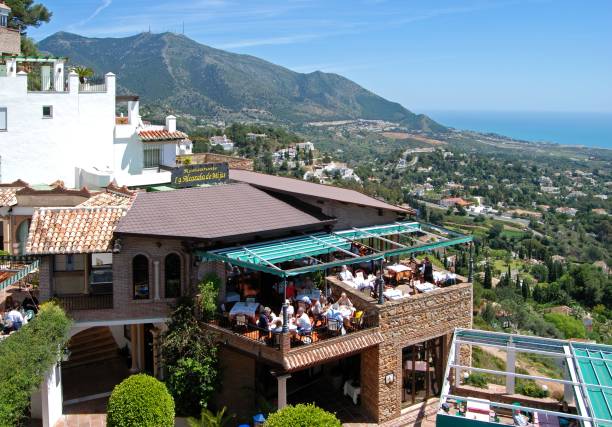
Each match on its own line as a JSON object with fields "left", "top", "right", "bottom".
{"left": 38, "top": 31, "right": 445, "bottom": 131}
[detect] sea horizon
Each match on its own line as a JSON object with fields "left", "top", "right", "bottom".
{"left": 423, "top": 110, "right": 612, "bottom": 150}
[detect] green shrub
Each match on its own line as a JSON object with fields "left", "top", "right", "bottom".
{"left": 464, "top": 372, "right": 488, "bottom": 388}
{"left": 0, "top": 302, "right": 71, "bottom": 427}
{"left": 516, "top": 380, "right": 549, "bottom": 398}
{"left": 264, "top": 404, "right": 341, "bottom": 427}
{"left": 107, "top": 374, "right": 175, "bottom": 427}
{"left": 543, "top": 313, "right": 586, "bottom": 339}
{"left": 161, "top": 299, "right": 219, "bottom": 416}
{"left": 198, "top": 273, "right": 221, "bottom": 321}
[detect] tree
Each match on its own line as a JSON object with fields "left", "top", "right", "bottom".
{"left": 265, "top": 404, "right": 341, "bottom": 427}
{"left": 161, "top": 298, "right": 219, "bottom": 416}
{"left": 72, "top": 66, "right": 94, "bottom": 84}
{"left": 6, "top": 0, "right": 52, "bottom": 55}
{"left": 483, "top": 262, "right": 492, "bottom": 289}
{"left": 107, "top": 374, "right": 175, "bottom": 427}
{"left": 521, "top": 278, "right": 530, "bottom": 300}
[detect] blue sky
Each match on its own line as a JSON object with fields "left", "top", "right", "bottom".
{"left": 28, "top": 0, "right": 612, "bottom": 113}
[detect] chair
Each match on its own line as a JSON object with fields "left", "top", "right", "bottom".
{"left": 351, "top": 311, "right": 364, "bottom": 330}
{"left": 234, "top": 314, "right": 247, "bottom": 332}
{"left": 327, "top": 318, "right": 342, "bottom": 336}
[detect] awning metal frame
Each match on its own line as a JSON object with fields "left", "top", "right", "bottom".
{"left": 198, "top": 221, "right": 472, "bottom": 277}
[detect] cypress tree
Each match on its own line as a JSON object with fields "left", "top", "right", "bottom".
{"left": 484, "top": 263, "right": 492, "bottom": 289}
{"left": 521, "top": 280, "right": 530, "bottom": 300}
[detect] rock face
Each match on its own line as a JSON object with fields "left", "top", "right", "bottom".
{"left": 38, "top": 31, "right": 446, "bottom": 131}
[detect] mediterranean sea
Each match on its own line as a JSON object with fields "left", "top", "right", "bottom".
{"left": 424, "top": 110, "right": 612, "bottom": 150}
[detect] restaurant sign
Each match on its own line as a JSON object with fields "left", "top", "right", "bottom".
{"left": 171, "top": 162, "right": 229, "bottom": 188}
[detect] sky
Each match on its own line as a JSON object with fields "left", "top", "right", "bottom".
{"left": 27, "top": 0, "right": 612, "bottom": 114}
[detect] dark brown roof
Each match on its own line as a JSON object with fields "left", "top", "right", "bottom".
{"left": 229, "top": 169, "right": 412, "bottom": 214}
{"left": 115, "top": 183, "right": 334, "bottom": 240}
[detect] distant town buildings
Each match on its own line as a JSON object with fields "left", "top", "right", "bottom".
{"left": 304, "top": 162, "right": 360, "bottom": 183}
{"left": 209, "top": 135, "right": 235, "bottom": 151}
{"left": 556, "top": 206, "right": 578, "bottom": 216}
{"left": 440, "top": 197, "right": 470, "bottom": 208}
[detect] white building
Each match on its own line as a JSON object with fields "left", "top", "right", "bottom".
{"left": 209, "top": 135, "right": 234, "bottom": 151}
{"left": 296, "top": 141, "right": 314, "bottom": 151}
{"left": 0, "top": 56, "right": 191, "bottom": 189}
{"left": 304, "top": 162, "right": 361, "bottom": 183}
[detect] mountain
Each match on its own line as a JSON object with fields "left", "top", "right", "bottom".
{"left": 39, "top": 31, "right": 445, "bottom": 131}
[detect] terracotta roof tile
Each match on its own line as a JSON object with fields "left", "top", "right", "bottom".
{"left": 0, "top": 188, "right": 21, "bottom": 207}
{"left": 283, "top": 330, "right": 383, "bottom": 371}
{"left": 138, "top": 129, "right": 189, "bottom": 142}
{"left": 26, "top": 207, "right": 127, "bottom": 254}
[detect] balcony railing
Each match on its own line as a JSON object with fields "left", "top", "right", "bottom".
{"left": 206, "top": 311, "right": 378, "bottom": 350}
{"left": 56, "top": 294, "right": 113, "bottom": 311}
{"left": 79, "top": 76, "right": 106, "bottom": 93}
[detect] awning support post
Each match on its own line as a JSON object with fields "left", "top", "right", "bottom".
{"left": 282, "top": 276, "right": 289, "bottom": 333}
{"left": 468, "top": 243, "right": 474, "bottom": 283}
{"left": 378, "top": 258, "right": 385, "bottom": 305}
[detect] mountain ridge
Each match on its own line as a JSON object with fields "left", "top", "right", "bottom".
{"left": 39, "top": 31, "right": 445, "bottom": 132}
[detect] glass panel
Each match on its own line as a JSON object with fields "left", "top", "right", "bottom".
{"left": 164, "top": 254, "right": 181, "bottom": 298}
{"left": 0, "top": 108, "right": 6, "bottom": 130}
{"left": 143, "top": 145, "right": 161, "bottom": 168}
{"left": 54, "top": 254, "right": 85, "bottom": 271}
{"left": 133, "top": 255, "right": 149, "bottom": 299}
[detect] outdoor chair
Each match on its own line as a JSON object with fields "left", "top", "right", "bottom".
{"left": 327, "top": 318, "right": 342, "bottom": 336}
{"left": 350, "top": 311, "right": 364, "bottom": 330}
{"left": 234, "top": 314, "right": 247, "bottom": 332}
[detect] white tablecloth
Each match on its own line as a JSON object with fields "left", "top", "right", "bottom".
{"left": 466, "top": 401, "right": 490, "bottom": 422}
{"left": 383, "top": 288, "right": 409, "bottom": 300}
{"left": 415, "top": 282, "right": 436, "bottom": 292}
{"left": 229, "top": 302, "right": 260, "bottom": 319}
{"left": 387, "top": 264, "right": 411, "bottom": 273}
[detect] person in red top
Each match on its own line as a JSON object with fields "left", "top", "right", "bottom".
{"left": 285, "top": 280, "right": 296, "bottom": 299}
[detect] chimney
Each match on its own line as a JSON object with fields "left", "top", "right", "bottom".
{"left": 165, "top": 115, "right": 176, "bottom": 133}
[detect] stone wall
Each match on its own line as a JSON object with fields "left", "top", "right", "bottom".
{"left": 361, "top": 283, "right": 473, "bottom": 423}
{"left": 0, "top": 27, "right": 20, "bottom": 55}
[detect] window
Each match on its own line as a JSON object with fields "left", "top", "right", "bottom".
{"left": 54, "top": 254, "right": 85, "bottom": 272}
{"left": 0, "top": 107, "right": 6, "bottom": 131}
{"left": 42, "top": 105, "right": 53, "bottom": 118}
{"left": 164, "top": 254, "right": 181, "bottom": 298}
{"left": 0, "top": 15, "right": 7, "bottom": 27}
{"left": 143, "top": 145, "right": 162, "bottom": 169}
{"left": 132, "top": 255, "right": 149, "bottom": 299}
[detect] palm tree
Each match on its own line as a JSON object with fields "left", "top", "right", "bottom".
{"left": 72, "top": 66, "right": 94, "bottom": 84}
{"left": 187, "top": 407, "right": 235, "bottom": 427}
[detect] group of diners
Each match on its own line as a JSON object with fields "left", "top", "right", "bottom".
{"left": 338, "top": 255, "right": 458, "bottom": 300}
{"left": 0, "top": 294, "right": 39, "bottom": 336}
{"left": 226, "top": 287, "right": 361, "bottom": 344}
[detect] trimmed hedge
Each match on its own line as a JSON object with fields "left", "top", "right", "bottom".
{"left": 0, "top": 302, "right": 71, "bottom": 427}
{"left": 107, "top": 374, "right": 175, "bottom": 427}
{"left": 264, "top": 404, "right": 341, "bottom": 427}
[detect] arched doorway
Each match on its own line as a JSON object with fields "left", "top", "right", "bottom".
{"left": 16, "top": 219, "right": 30, "bottom": 255}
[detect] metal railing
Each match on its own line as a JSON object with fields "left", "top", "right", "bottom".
{"left": 0, "top": 256, "right": 40, "bottom": 292}
{"left": 206, "top": 311, "right": 378, "bottom": 349}
{"left": 79, "top": 76, "right": 106, "bottom": 93}
{"left": 56, "top": 294, "right": 113, "bottom": 311}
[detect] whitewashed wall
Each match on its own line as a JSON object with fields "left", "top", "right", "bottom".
{"left": 0, "top": 72, "right": 115, "bottom": 188}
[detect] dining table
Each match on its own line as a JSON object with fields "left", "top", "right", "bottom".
{"left": 229, "top": 301, "right": 260, "bottom": 322}
{"left": 465, "top": 401, "right": 491, "bottom": 422}
{"left": 414, "top": 282, "right": 436, "bottom": 293}
{"left": 386, "top": 264, "right": 412, "bottom": 283}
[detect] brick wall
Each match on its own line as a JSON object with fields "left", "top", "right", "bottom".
{"left": 0, "top": 27, "right": 20, "bottom": 55}
{"left": 214, "top": 347, "right": 257, "bottom": 418}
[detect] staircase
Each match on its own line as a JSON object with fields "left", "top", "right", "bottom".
{"left": 63, "top": 326, "right": 120, "bottom": 369}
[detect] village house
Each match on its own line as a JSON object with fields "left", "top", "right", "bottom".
{"left": 0, "top": 12, "right": 192, "bottom": 189}
{"left": 556, "top": 206, "right": 578, "bottom": 216}
{"left": 19, "top": 169, "right": 473, "bottom": 426}
{"left": 209, "top": 134, "right": 235, "bottom": 151}
{"left": 440, "top": 197, "right": 471, "bottom": 208}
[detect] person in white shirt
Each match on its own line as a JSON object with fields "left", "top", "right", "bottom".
{"left": 337, "top": 292, "right": 353, "bottom": 308}
{"left": 6, "top": 302, "right": 24, "bottom": 331}
{"left": 296, "top": 307, "right": 312, "bottom": 335}
{"left": 339, "top": 265, "right": 355, "bottom": 282}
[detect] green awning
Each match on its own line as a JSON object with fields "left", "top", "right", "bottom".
{"left": 573, "top": 344, "right": 612, "bottom": 426}
{"left": 198, "top": 221, "right": 472, "bottom": 277}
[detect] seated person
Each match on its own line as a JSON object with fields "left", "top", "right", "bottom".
{"left": 6, "top": 302, "right": 24, "bottom": 332}
{"left": 258, "top": 307, "right": 272, "bottom": 330}
{"left": 297, "top": 295, "right": 311, "bottom": 311}
{"left": 295, "top": 307, "right": 312, "bottom": 335}
{"left": 270, "top": 318, "right": 283, "bottom": 333}
{"left": 339, "top": 265, "right": 355, "bottom": 282}
{"left": 423, "top": 257, "right": 434, "bottom": 283}
{"left": 512, "top": 409, "right": 529, "bottom": 427}
{"left": 337, "top": 292, "right": 353, "bottom": 308}
{"left": 284, "top": 300, "right": 295, "bottom": 318}
{"left": 310, "top": 296, "right": 324, "bottom": 317}
{"left": 22, "top": 295, "right": 39, "bottom": 314}
{"left": 559, "top": 401, "right": 577, "bottom": 427}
